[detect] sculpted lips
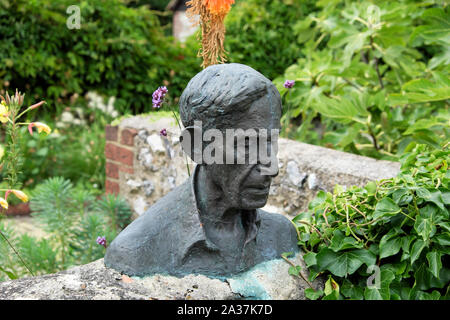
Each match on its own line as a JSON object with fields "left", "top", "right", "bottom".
{"left": 243, "top": 183, "right": 270, "bottom": 195}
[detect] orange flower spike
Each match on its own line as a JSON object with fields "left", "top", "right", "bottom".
{"left": 204, "top": 0, "right": 234, "bottom": 16}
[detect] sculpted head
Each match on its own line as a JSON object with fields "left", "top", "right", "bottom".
{"left": 179, "top": 63, "right": 282, "bottom": 210}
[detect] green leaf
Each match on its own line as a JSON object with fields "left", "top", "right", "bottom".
{"left": 365, "top": 181, "right": 377, "bottom": 196}
{"left": 379, "top": 235, "right": 403, "bottom": 259}
{"left": 392, "top": 188, "right": 413, "bottom": 206}
{"left": 426, "top": 251, "right": 442, "bottom": 279}
{"left": 410, "top": 239, "right": 427, "bottom": 265}
{"left": 414, "top": 264, "right": 450, "bottom": 291}
{"left": 414, "top": 215, "right": 436, "bottom": 241}
{"left": 288, "top": 265, "right": 302, "bottom": 277}
{"left": 313, "top": 93, "right": 368, "bottom": 123}
{"left": 316, "top": 248, "right": 376, "bottom": 277}
{"left": 0, "top": 266, "right": 18, "bottom": 280}
{"left": 433, "top": 233, "right": 450, "bottom": 246}
{"left": 403, "top": 119, "right": 444, "bottom": 135}
{"left": 305, "top": 288, "right": 324, "bottom": 300}
{"left": 341, "top": 279, "right": 364, "bottom": 300}
{"left": 342, "top": 32, "right": 369, "bottom": 67}
{"left": 322, "top": 291, "right": 340, "bottom": 300}
{"left": 373, "top": 197, "right": 401, "bottom": 219}
{"left": 364, "top": 269, "right": 395, "bottom": 300}
{"left": 364, "top": 287, "right": 383, "bottom": 300}
{"left": 416, "top": 290, "right": 441, "bottom": 300}
{"left": 389, "top": 78, "right": 450, "bottom": 105}
{"left": 329, "top": 229, "right": 364, "bottom": 252}
{"left": 323, "top": 276, "right": 339, "bottom": 296}
{"left": 303, "top": 252, "right": 317, "bottom": 268}
{"left": 429, "top": 191, "right": 446, "bottom": 211}
{"left": 416, "top": 188, "right": 432, "bottom": 200}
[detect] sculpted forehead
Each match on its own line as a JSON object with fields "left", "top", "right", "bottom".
{"left": 179, "top": 63, "right": 282, "bottom": 130}
{"left": 233, "top": 94, "right": 281, "bottom": 131}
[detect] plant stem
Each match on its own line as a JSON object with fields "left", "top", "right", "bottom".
{"left": 367, "top": 121, "right": 380, "bottom": 151}
{"left": 281, "top": 255, "right": 314, "bottom": 289}
{"left": 0, "top": 230, "right": 34, "bottom": 277}
{"left": 296, "top": 220, "right": 329, "bottom": 245}
{"left": 370, "top": 36, "right": 384, "bottom": 89}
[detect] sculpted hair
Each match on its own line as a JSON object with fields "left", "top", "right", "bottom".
{"left": 179, "top": 63, "right": 280, "bottom": 130}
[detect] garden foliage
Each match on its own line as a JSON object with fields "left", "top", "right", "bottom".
{"left": 0, "top": 177, "right": 132, "bottom": 280}
{"left": 292, "top": 144, "right": 449, "bottom": 300}
{"left": 225, "top": 0, "right": 317, "bottom": 80}
{"left": 0, "top": 0, "right": 201, "bottom": 115}
{"left": 276, "top": 0, "right": 449, "bottom": 159}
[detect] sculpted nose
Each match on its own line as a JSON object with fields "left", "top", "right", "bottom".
{"left": 256, "top": 161, "right": 279, "bottom": 178}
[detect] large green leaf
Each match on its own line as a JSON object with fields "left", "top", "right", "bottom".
{"left": 329, "top": 229, "right": 364, "bottom": 252}
{"left": 410, "top": 8, "right": 450, "bottom": 45}
{"left": 373, "top": 197, "right": 401, "bottom": 219}
{"left": 410, "top": 239, "right": 427, "bottom": 265}
{"left": 364, "top": 269, "right": 396, "bottom": 300}
{"left": 304, "top": 288, "right": 324, "bottom": 300}
{"left": 316, "top": 248, "right": 376, "bottom": 277}
{"left": 414, "top": 264, "right": 450, "bottom": 291}
{"left": 414, "top": 215, "right": 436, "bottom": 241}
{"left": 388, "top": 78, "right": 450, "bottom": 105}
{"left": 313, "top": 92, "right": 368, "bottom": 123}
{"left": 379, "top": 235, "right": 404, "bottom": 259}
{"left": 403, "top": 119, "right": 446, "bottom": 136}
{"left": 426, "top": 251, "right": 442, "bottom": 279}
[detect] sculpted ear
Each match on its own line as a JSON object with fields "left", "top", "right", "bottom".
{"left": 180, "top": 125, "right": 203, "bottom": 164}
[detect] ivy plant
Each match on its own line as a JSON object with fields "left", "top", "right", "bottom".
{"left": 292, "top": 143, "right": 449, "bottom": 300}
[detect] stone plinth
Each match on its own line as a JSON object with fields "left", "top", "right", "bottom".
{"left": 0, "top": 253, "right": 322, "bottom": 300}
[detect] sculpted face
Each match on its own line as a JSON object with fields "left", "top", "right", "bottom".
{"left": 205, "top": 93, "right": 281, "bottom": 210}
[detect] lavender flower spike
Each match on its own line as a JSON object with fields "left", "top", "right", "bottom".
{"left": 97, "top": 236, "right": 107, "bottom": 248}
{"left": 283, "top": 80, "right": 295, "bottom": 89}
{"left": 152, "top": 86, "right": 168, "bottom": 108}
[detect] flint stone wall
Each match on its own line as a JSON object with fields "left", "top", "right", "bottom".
{"left": 105, "top": 115, "right": 400, "bottom": 218}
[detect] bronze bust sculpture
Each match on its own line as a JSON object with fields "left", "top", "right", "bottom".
{"left": 104, "top": 63, "right": 299, "bottom": 277}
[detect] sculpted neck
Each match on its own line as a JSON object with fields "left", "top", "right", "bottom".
{"left": 195, "top": 165, "right": 244, "bottom": 231}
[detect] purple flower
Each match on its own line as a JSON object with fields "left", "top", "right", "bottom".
{"left": 152, "top": 86, "right": 168, "bottom": 108}
{"left": 160, "top": 128, "right": 167, "bottom": 137}
{"left": 96, "top": 236, "right": 107, "bottom": 248}
{"left": 283, "top": 80, "right": 295, "bottom": 89}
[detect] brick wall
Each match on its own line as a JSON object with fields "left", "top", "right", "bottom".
{"left": 104, "top": 125, "right": 137, "bottom": 195}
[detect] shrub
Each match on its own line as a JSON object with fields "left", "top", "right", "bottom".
{"left": 0, "top": 177, "right": 133, "bottom": 280}
{"left": 277, "top": 0, "right": 449, "bottom": 160}
{"left": 292, "top": 143, "right": 449, "bottom": 300}
{"left": 0, "top": 0, "right": 201, "bottom": 115}
{"left": 224, "top": 0, "right": 317, "bottom": 80}
{"left": 18, "top": 114, "right": 107, "bottom": 189}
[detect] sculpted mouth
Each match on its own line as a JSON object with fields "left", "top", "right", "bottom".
{"left": 244, "top": 185, "right": 270, "bottom": 194}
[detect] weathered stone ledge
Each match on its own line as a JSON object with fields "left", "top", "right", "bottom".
{"left": 0, "top": 254, "right": 322, "bottom": 300}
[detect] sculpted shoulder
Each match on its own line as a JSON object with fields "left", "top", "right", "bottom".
{"left": 104, "top": 181, "right": 194, "bottom": 275}
{"left": 255, "top": 209, "right": 299, "bottom": 260}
